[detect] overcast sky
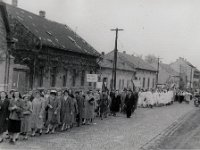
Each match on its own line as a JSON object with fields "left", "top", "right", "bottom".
{"left": 4, "top": 0, "right": 200, "bottom": 69}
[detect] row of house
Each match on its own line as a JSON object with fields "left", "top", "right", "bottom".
{"left": 0, "top": 1, "right": 199, "bottom": 93}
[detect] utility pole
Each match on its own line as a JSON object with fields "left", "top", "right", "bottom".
{"left": 110, "top": 28, "right": 123, "bottom": 90}
{"left": 156, "top": 57, "right": 161, "bottom": 88}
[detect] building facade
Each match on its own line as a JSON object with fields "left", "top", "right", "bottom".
{"left": 3, "top": 2, "right": 100, "bottom": 93}
{"left": 99, "top": 52, "right": 136, "bottom": 91}
{"left": 100, "top": 51, "right": 157, "bottom": 91}
{"left": 147, "top": 61, "right": 180, "bottom": 87}
{"left": 170, "top": 57, "right": 195, "bottom": 89}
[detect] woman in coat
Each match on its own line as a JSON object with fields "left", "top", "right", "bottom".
{"left": 0, "top": 91, "right": 10, "bottom": 143}
{"left": 99, "top": 91, "right": 109, "bottom": 119}
{"left": 31, "top": 90, "right": 45, "bottom": 136}
{"left": 71, "top": 94, "right": 78, "bottom": 127}
{"left": 46, "top": 90, "right": 60, "bottom": 134}
{"left": 21, "top": 95, "right": 32, "bottom": 140}
{"left": 8, "top": 91, "right": 23, "bottom": 144}
{"left": 85, "top": 90, "right": 95, "bottom": 124}
{"left": 60, "top": 90, "right": 72, "bottom": 131}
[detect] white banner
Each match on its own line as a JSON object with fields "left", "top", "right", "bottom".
{"left": 86, "top": 74, "right": 98, "bottom": 82}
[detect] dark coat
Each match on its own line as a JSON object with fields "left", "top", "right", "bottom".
{"left": 99, "top": 93, "right": 109, "bottom": 114}
{"left": 0, "top": 99, "right": 10, "bottom": 134}
{"left": 110, "top": 95, "right": 121, "bottom": 112}
{"left": 60, "top": 96, "right": 72, "bottom": 125}
{"left": 125, "top": 94, "right": 135, "bottom": 109}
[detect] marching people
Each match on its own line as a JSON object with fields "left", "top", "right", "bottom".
{"left": 8, "top": 91, "right": 23, "bottom": 144}
{"left": 70, "top": 94, "right": 78, "bottom": 127}
{"left": 0, "top": 91, "right": 10, "bottom": 143}
{"left": 60, "top": 90, "right": 72, "bottom": 131}
{"left": 31, "top": 90, "right": 45, "bottom": 136}
{"left": 85, "top": 90, "right": 95, "bottom": 124}
{"left": 46, "top": 90, "right": 60, "bottom": 134}
{"left": 56, "top": 90, "right": 62, "bottom": 126}
{"left": 124, "top": 89, "right": 135, "bottom": 118}
{"left": 0, "top": 85, "right": 182, "bottom": 144}
{"left": 99, "top": 90, "right": 109, "bottom": 120}
{"left": 75, "top": 91, "right": 84, "bottom": 127}
{"left": 110, "top": 90, "right": 121, "bottom": 116}
{"left": 120, "top": 88, "right": 127, "bottom": 112}
{"left": 21, "top": 94, "right": 32, "bottom": 140}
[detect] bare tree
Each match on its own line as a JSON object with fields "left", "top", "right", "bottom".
{"left": 145, "top": 54, "right": 157, "bottom": 64}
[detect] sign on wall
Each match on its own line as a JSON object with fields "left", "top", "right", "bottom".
{"left": 86, "top": 74, "right": 98, "bottom": 82}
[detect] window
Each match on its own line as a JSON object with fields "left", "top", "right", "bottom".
{"left": 152, "top": 78, "right": 155, "bottom": 88}
{"left": 127, "top": 80, "right": 130, "bottom": 88}
{"left": 147, "top": 78, "right": 150, "bottom": 89}
{"left": 119, "top": 79, "right": 121, "bottom": 89}
{"left": 143, "top": 77, "right": 145, "bottom": 88}
{"left": 89, "top": 71, "right": 92, "bottom": 86}
{"left": 62, "top": 69, "right": 68, "bottom": 87}
{"left": 110, "top": 79, "right": 113, "bottom": 89}
{"left": 50, "top": 67, "right": 57, "bottom": 87}
{"left": 38, "top": 67, "right": 44, "bottom": 87}
{"left": 81, "top": 70, "right": 85, "bottom": 86}
{"left": 122, "top": 79, "right": 124, "bottom": 89}
{"left": 72, "top": 69, "right": 76, "bottom": 87}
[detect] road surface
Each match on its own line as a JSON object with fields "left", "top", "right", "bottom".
{"left": 0, "top": 102, "right": 194, "bottom": 150}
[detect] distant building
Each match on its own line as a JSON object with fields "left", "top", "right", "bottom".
{"left": 99, "top": 51, "right": 157, "bottom": 90}
{"left": 170, "top": 57, "right": 196, "bottom": 89}
{"left": 1, "top": 2, "right": 100, "bottom": 93}
{"left": 148, "top": 62, "right": 180, "bottom": 87}
{"left": 193, "top": 69, "right": 200, "bottom": 90}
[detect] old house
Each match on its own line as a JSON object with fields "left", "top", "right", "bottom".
{"left": 4, "top": 1, "right": 100, "bottom": 93}
{"left": 99, "top": 51, "right": 136, "bottom": 91}
{"left": 100, "top": 51, "right": 157, "bottom": 90}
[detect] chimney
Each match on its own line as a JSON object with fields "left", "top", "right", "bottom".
{"left": 101, "top": 52, "right": 105, "bottom": 56}
{"left": 39, "top": 10, "right": 46, "bottom": 18}
{"left": 12, "top": 0, "right": 18, "bottom": 7}
{"left": 123, "top": 51, "right": 126, "bottom": 54}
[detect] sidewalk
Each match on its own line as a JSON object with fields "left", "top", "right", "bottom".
{"left": 0, "top": 102, "right": 195, "bottom": 150}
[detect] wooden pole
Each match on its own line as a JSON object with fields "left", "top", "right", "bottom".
{"left": 110, "top": 28, "right": 123, "bottom": 90}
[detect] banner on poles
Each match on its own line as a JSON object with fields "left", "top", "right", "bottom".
{"left": 86, "top": 74, "right": 98, "bottom": 82}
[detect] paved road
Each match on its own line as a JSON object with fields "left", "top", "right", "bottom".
{"left": 142, "top": 105, "right": 200, "bottom": 150}
{"left": 0, "top": 102, "right": 194, "bottom": 150}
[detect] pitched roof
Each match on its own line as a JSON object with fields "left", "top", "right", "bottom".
{"left": 100, "top": 52, "right": 135, "bottom": 72}
{"left": 5, "top": 3, "right": 100, "bottom": 57}
{"left": 148, "top": 62, "right": 179, "bottom": 76}
{"left": 117, "top": 52, "right": 157, "bottom": 72}
{"left": 0, "top": 2, "right": 10, "bottom": 32}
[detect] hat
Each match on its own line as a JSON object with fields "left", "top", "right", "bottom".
{"left": 50, "top": 90, "right": 57, "bottom": 95}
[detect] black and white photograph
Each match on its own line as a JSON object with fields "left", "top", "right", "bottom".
{"left": 0, "top": 0, "right": 200, "bottom": 150}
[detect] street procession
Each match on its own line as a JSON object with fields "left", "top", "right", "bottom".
{"left": 0, "top": 0, "right": 200, "bottom": 150}
{"left": 0, "top": 82, "right": 194, "bottom": 144}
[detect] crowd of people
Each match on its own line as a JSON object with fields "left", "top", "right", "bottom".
{"left": 0, "top": 87, "right": 138, "bottom": 144}
{"left": 0, "top": 86, "right": 193, "bottom": 145}
{"left": 138, "top": 89, "right": 175, "bottom": 107}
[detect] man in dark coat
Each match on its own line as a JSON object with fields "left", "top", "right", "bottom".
{"left": 110, "top": 90, "right": 121, "bottom": 116}
{"left": 124, "top": 89, "right": 135, "bottom": 118}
